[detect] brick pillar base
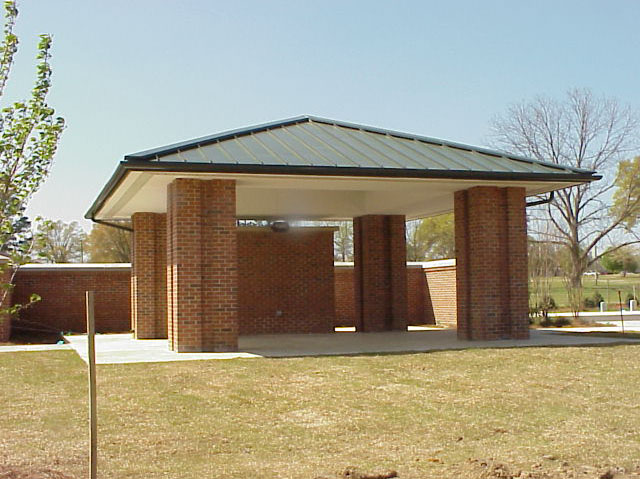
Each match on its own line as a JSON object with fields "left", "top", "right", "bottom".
{"left": 131, "top": 213, "right": 167, "bottom": 339}
{"left": 167, "top": 179, "right": 238, "bottom": 352}
{"left": 454, "top": 186, "right": 529, "bottom": 340}
{"left": 353, "top": 215, "right": 408, "bottom": 332}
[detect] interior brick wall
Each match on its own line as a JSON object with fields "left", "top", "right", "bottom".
{"left": 335, "top": 265, "right": 455, "bottom": 327}
{"left": 237, "top": 228, "right": 336, "bottom": 334}
{"left": 12, "top": 266, "right": 131, "bottom": 333}
{"left": 424, "top": 265, "right": 457, "bottom": 327}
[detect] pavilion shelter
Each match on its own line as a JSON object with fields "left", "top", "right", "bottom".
{"left": 86, "top": 116, "right": 599, "bottom": 352}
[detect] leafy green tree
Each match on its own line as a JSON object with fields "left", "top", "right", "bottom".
{"left": 611, "top": 156, "right": 640, "bottom": 230}
{"left": 0, "top": 1, "right": 64, "bottom": 324}
{"left": 600, "top": 246, "right": 639, "bottom": 275}
{"left": 87, "top": 223, "right": 131, "bottom": 263}
{"left": 406, "top": 213, "right": 454, "bottom": 261}
{"left": 34, "top": 220, "right": 86, "bottom": 263}
{"left": 0, "top": 2, "right": 64, "bottom": 255}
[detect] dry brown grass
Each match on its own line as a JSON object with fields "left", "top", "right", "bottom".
{"left": 1, "top": 345, "right": 640, "bottom": 478}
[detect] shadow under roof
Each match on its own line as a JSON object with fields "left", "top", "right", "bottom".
{"left": 86, "top": 115, "right": 600, "bottom": 222}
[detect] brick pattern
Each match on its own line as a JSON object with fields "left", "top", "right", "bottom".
{"left": 406, "top": 267, "right": 433, "bottom": 325}
{"left": 167, "top": 178, "right": 238, "bottom": 352}
{"left": 12, "top": 267, "right": 131, "bottom": 333}
{"left": 335, "top": 266, "right": 434, "bottom": 327}
{"left": 0, "top": 261, "right": 12, "bottom": 341}
{"left": 353, "top": 215, "right": 408, "bottom": 332}
{"left": 424, "top": 265, "right": 457, "bottom": 327}
{"left": 454, "top": 186, "right": 529, "bottom": 340}
{"left": 335, "top": 267, "right": 356, "bottom": 326}
{"left": 8, "top": 261, "right": 457, "bottom": 338}
{"left": 237, "top": 228, "right": 335, "bottom": 334}
{"left": 131, "top": 213, "right": 167, "bottom": 339}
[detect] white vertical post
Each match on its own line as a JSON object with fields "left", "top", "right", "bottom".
{"left": 86, "top": 291, "right": 97, "bottom": 479}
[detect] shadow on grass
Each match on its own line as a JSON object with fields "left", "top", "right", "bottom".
{"left": 244, "top": 338, "right": 640, "bottom": 360}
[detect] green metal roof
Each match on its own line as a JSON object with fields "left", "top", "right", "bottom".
{"left": 124, "top": 115, "right": 597, "bottom": 178}
{"left": 86, "top": 116, "right": 600, "bottom": 221}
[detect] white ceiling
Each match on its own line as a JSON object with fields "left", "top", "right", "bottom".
{"left": 94, "top": 170, "right": 584, "bottom": 221}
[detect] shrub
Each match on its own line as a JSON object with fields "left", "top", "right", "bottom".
{"left": 539, "top": 316, "right": 572, "bottom": 327}
{"left": 583, "top": 292, "right": 604, "bottom": 309}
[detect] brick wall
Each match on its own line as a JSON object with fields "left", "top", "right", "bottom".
{"left": 334, "top": 267, "right": 356, "bottom": 326}
{"left": 238, "top": 228, "right": 335, "bottom": 334}
{"left": 335, "top": 261, "right": 456, "bottom": 327}
{"left": 0, "top": 257, "right": 12, "bottom": 341}
{"left": 12, "top": 264, "right": 131, "bottom": 333}
{"left": 423, "top": 261, "right": 457, "bottom": 327}
{"left": 9, "top": 257, "right": 458, "bottom": 336}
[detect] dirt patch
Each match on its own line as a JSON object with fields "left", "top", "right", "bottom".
{"left": 315, "top": 468, "right": 398, "bottom": 479}
{"left": 451, "top": 459, "right": 640, "bottom": 479}
{"left": 0, "top": 464, "right": 74, "bottom": 479}
{"left": 316, "top": 461, "right": 640, "bottom": 479}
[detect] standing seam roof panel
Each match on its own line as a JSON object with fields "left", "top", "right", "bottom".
{"left": 269, "top": 127, "right": 336, "bottom": 167}
{"left": 284, "top": 125, "right": 342, "bottom": 166}
{"left": 335, "top": 127, "right": 410, "bottom": 169}
{"left": 356, "top": 131, "right": 431, "bottom": 170}
{"left": 403, "top": 141, "right": 474, "bottom": 171}
{"left": 241, "top": 134, "right": 281, "bottom": 165}
{"left": 372, "top": 135, "right": 454, "bottom": 170}
{"left": 299, "top": 122, "right": 383, "bottom": 168}
{"left": 293, "top": 123, "right": 362, "bottom": 167}
{"left": 313, "top": 122, "right": 395, "bottom": 168}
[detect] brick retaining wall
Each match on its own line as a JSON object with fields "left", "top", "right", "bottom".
{"left": 12, "top": 264, "right": 131, "bottom": 333}
{"left": 10, "top": 259, "right": 457, "bottom": 335}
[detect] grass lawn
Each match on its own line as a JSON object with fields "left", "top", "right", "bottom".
{"left": 538, "top": 274, "right": 640, "bottom": 311}
{"left": 1, "top": 346, "right": 640, "bottom": 478}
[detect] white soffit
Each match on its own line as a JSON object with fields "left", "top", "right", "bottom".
{"left": 94, "top": 170, "right": 581, "bottom": 221}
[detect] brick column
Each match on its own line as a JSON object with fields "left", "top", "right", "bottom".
{"left": 353, "top": 215, "right": 408, "bottom": 332}
{"left": 167, "top": 178, "right": 237, "bottom": 352}
{"left": 131, "top": 213, "right": 167, "bottom": 339}
{"left": 454, "top": 186, "right": 529, "bottom": 340}
{"left": 0, "top": 255, "right": 12, "bottom": 342}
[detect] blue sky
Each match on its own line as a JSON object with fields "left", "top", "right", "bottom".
{"left": 8, "top": 0, "right": 640, "bottom": 229}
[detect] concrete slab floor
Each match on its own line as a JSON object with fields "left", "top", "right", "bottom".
{"left": 62, "top": 329, "right": 640, "bottom": 365}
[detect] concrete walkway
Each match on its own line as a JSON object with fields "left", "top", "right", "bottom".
{"left": 62, "top": 329, "right": 640, "bottom": 365}
{"left": 0, "top": 343, "right": 71, "bottom": 353}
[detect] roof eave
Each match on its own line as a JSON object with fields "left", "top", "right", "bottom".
{"left": 85, "top": 160, "right": 601, "bottom": 221}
